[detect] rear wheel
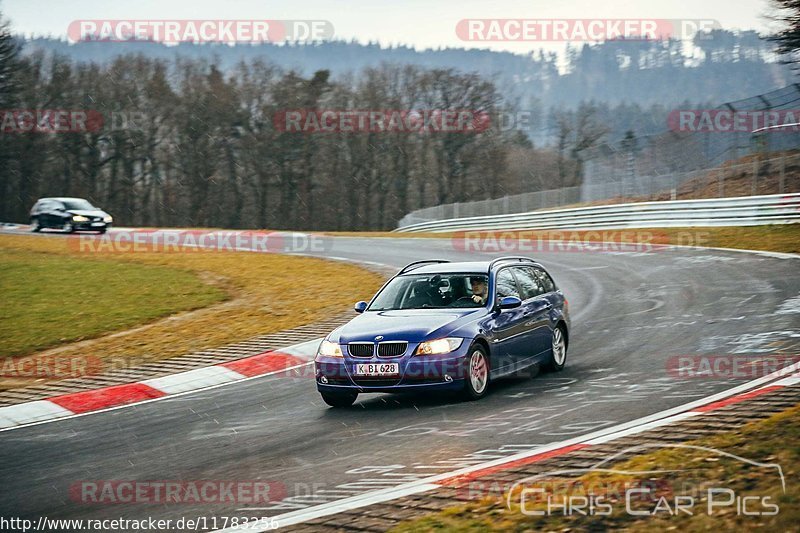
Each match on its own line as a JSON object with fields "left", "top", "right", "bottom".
{"left": 544, "top": 325, "right": 567, "bottom": 372}
{"left": 320, "top": 391, "right": 358, "bottom": 408}
{"left": 462, "top": 344, "right": 490, "bottom": 400}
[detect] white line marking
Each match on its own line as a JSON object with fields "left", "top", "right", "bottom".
{"left": 142, "top": 366, "right": 246, "bottom": 395}
{"left": 0, "top": 344, "right": 321, "bottom": 433}
{"left": 219, "top": 483, "right": 441, "bottom": 531}
{"left": 583, "top": 411, "right": 699, "bottom": 445}
{"left": 213, "top": 361, "right": 800, "bottom": 531}
{"left": 0, "top": 400, "right": 73, "bottom": 428}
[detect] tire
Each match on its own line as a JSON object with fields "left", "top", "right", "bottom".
{"left": 63, "top": 221, "right": 74, "bottom": 234}
{"left": 320, "top": 391, "right": 358, "bottom": 408}
{"left": 30, "top": 218, "right": 41, "bottom": 232}
{"left": 462, "top": 343, "right": 490, "bottom": 400}
{"left": 543, "top": 325, "right": 568, "bottom": 372}
{"left": 98, "top": 228, "right": 107, "bottom": 234}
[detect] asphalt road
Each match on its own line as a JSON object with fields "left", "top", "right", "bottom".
{"left": 1, "top": 231, "right": 799, "bottom": 529}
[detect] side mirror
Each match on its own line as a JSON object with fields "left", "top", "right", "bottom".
{"left": 498, "top": 296, "right": 522, "bottom": 310}
{"left": 354, "top": 301, "right": 368, "bottom": 314}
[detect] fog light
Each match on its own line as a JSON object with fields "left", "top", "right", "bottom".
{"left": 320, "top": 376, "right": 328, "bottom": 384}
{"left": 444, "top": 374, "right": 453, "bottom": 382}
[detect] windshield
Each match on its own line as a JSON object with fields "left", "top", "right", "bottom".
{"left": 369, "top": 273, "right": 489, "bottom": 310}
{"left": 61, "top": 199, "right": 95, "bottom": 210}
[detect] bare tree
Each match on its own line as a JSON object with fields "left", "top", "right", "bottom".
{"left": 770, "top": 0, "right": 800, "bottom": 67}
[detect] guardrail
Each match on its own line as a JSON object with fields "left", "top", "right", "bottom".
{"left": 394, "top": 193, "right": 800, "bottom": 233}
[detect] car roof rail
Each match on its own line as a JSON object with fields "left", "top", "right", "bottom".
{"left": 398, "top": 259, "right": 451, "bottom": 275}
{"left": 488, "top": 256, "right": 537, "bottom": 271}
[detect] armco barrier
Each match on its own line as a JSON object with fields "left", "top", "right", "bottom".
{"left": 394, "top": 193, "right": 800, "bottom": 233}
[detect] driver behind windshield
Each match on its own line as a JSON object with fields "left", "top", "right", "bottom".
{"left": 470, "top": 276, "right": 488, "bottom": 305}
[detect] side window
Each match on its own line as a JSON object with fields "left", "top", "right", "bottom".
{"left": 532, "top": 267, "right": 556, "bottom": 294}
{"left": 495, "top": 269, "right": 520, "bottom": 299}
{"left": 513, "top": 267, "right": 543, "bottom": 300}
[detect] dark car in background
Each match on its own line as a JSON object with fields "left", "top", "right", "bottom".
{"left": 30, "top": 197, "right": 113, "bottom": 233}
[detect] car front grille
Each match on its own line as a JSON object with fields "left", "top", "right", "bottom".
{"left": 378, "top": 342, "right": 408, "bottom": 358}
{"left": 347, "top": 343, "right": 374, "bottom": 358}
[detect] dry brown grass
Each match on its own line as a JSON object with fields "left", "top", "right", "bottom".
{"left": 0, "top": 234, "right": 384, "bottom": 390}
{"left": 392, "top": 403, "right": 800, "bottom": 532}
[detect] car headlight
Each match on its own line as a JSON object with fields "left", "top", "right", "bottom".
{"left": 72, "top": 215, "right": 89, "bottom": 222}
{"left": 317, "top": 340, "right": 343, "bottom": 358}
{"left": 415, "top": 337, "right": 464, "bottom": 356}
{"left": 103, "top": 216, "right": 113, "bottom": 223}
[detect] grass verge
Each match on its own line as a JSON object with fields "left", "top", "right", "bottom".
{"left": 391, "top": 403, "right": 800, "bottom": 532}
{"left": 0, "top": 249, "right": 224, "bottom": 356}
{"left": 0, "top": 234, "right": 384, "bottom": 390}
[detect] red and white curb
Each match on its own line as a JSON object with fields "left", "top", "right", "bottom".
{"left": 0, "top": 339, "right": 321, "bottom": 431}
{"left": 221, "top": 362, "right": 800, "bottom": 531}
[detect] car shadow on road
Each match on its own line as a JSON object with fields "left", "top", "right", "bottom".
{"left": 322, "top": 366, "right": 557, "bottom": 413}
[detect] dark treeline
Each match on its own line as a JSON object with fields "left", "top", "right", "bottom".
{"left": 0, "top": 23, "right": 795, "bottom": 230}
{"left": 23, "top": 29, "right": 792, "bottom": 113}
{"left": 0, "top": 52, "right": 782, "bottom": 230}
{"left": 0, "top": 49, "right": 565, "bottom": 230}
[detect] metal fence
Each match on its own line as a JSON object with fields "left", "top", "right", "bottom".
{"left": 398, "top": 85, "right": 800, "bottom": 228}
{"left": 396, "top": 193, "right": 800, "bottom": 234}
{"left": 399, "top": 152, "right": 800, "bottom": 227}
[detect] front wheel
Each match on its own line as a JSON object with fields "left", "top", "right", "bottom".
{"left": 462, "top": 344, "right": 490, "bottom": 400}
{"left": 543, "top": 326, "right": 567, "bottom": 372}
{"left": 30, "top": 218, "right": 41, "bottom": 232}
{"left": 320, "top": 391, "right": 358, "bottom": 408}
{"left": 62, "top": 221, "right": 74, "bottom": 233}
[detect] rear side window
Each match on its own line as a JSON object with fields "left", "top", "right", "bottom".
{"left": 531, "top": 267, "right": 556, "bottom": 293}
{"left": 512, "top": 266, "right": 544, "bottom": 300}
{"left": 495, "top": 269, "right": 520, "bottom": 299}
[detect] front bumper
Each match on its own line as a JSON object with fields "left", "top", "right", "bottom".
{"left": 73, "top": 220, "right": 110, "bottom": 231}
{"left": 315, "top": 341, "right": 472, "bottom": 394}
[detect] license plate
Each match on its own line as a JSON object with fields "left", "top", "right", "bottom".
{"left": 91, "top": 222, "right": 105, "bottom": 226}
{"left": 353, "top": 363, "right": 399, "bottom": 376}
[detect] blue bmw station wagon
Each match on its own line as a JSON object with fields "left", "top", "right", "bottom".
{"left": 314, "top": 257, "right": 570, "bottom": 407}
